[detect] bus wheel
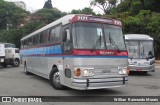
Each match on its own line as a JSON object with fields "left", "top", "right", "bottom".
{"left": 24, "top": 63, "right": 31, "bottom": 75}
{"left": 143, "top": 71, "right": 148, "bottom": 74}
{"left": 13, "top": 59, "right": 20, "bottom": 67}
{"left": 50, "top": 68, "right": 65, "bottom": 89}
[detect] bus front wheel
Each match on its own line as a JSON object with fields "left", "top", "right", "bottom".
{"left": 143, "top": 71, "right": 148, "bottom": 74}
{"left": 49, "top": 67, "right": 65, "bottom": 90}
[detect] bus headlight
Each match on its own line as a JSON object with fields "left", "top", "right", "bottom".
{"left": 83, "top": 68, "right": 94, "bottom": 77}
{"left": 118, "top": 67, "right": 127, "bottom": 75}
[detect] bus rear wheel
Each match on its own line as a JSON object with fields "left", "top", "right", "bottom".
{"left": 50, "top": 68, "right": 65, "bottom": 90}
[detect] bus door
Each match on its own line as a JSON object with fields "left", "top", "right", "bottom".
{"left": 61, "top": 26, "right": 72, "bottom": 86}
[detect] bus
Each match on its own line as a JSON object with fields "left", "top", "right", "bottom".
{"left": 125, "top": 34, "right": 155, "bottom": 74}
{"left": 20, "top": 14, "right": 128, "bottom": 90}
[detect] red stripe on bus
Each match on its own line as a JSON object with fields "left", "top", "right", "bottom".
{"left": 72, "top": 49, "right": 128, "bottom": 56}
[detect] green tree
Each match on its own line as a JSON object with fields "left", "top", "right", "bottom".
{"left": 130, "top": 1, "right": 143, "bottom": 15}
{"left": 71, "top": 9, "right": 81, "bottom": 14}
{"left": 81, "top": 7, "right": 96, "bottom": 15}
{"left": 33, "top": 8, "right": 66, "bottom": 24}
{"left": 90, "top": 0, "right": 117, "bottom": 14}
{"left": 43, "top": 0, "right": 53, "bottom": 9}
{"left": 0, "top": 0, "right": 28, "bottom": 30}
{"left": 71, "top": 7, "right": 96, "bottom": 15}
{"left": 144, "top": 0, "right": 160, "bottom": 12}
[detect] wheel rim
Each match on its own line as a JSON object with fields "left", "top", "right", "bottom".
{"left": 53, "top": 72, "right": 60, "bottom": 86}
{"left": 14, "top": 60, "right": 19, "bottom": 66}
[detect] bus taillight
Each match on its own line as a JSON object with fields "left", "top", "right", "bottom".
{"left": 74, "top": 68, "right": 81, "bottom": 77}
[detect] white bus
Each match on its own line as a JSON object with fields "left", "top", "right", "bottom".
{"left": 20, "top": 14, "right": 128, "bottom": 90}
{"left": 125, "top": 34, "right": 155, "bottom": 74}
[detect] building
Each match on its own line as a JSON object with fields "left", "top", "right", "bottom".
{"left": 13, "top": 1, "right": 26, "bottom": 10}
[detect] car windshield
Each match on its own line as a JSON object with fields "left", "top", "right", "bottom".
{"left": 126, "top": 40, "right": 154, "bottom": 59}
{"left": 72, "top": 22, "right": 126, "bottom": 51}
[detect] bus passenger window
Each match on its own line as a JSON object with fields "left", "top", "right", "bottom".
{"left": 21, "top": 42, "right": 24, "bottom": 48}
{"left": 49, "top": 25, "right": 61, "bottom": 43}
{"left": 50, "top": 28, "right": 55, "bottom": 42}
{"left": 33, "top": 35, "right": 39, "bottom": 45}
{"left": 23, "top": 40, "right": 28, "bottom": 48}
{"left": 40, "top": 33, "right": 44, "bottom": 43}
{"left": 40, "top": 30, "right": 49, "bottom": 44}
{"left": 28, "top": 37, "right": 33, "bottom": 46}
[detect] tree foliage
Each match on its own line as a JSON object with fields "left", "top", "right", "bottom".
{"left": 33, "top": 8, "right": 66, "bottom": 24}
{"left": 43, "top": 0, "right": 53, "bottom": 9}
{"left": 144, "top": 0, "right": 160, "bottom": 12}
{"left": 71, "top": 7, "right": 96, "bottom": 15}
{"left": 0, "top": 0, "right": 28, "bottom": 30}
{"left": 90, "top": 0, "right": 117, "bottom": 14}
{"left": 106, "top": 0, "right": 160, "bottom": 58}
{"left": 0, "top": 0, "right": 66, "bottom": 48}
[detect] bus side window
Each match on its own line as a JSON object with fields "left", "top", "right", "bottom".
{"left": 40, "top": 32, "right": 44, "bottom": 43}
{"left": 50, "top": 28, "right": 55, "bottom": 43}
{"left": 33, "top": 34, "right": 40, "bottom": 45}
{"left": 28, "top": 37, "right": 33, "bottom": 47}
{"left": 44, "top": 30, "right": 49, "bottom": 43}
{"left": 49, "top": 25, "right": 61, "bottom": 43}
{"left": 40, "top": 30, "right": 49, "bottom": 44}
{"left": 24, "top": 40, "right": 28, "bottom": 48}
{"left": 21, "top": 42, "right": 24, "bottom": 48}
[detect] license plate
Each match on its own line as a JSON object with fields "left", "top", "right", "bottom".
{"left": 102, "top": 70, "right": 111, "bottom": 74}
{"left": 136, "top": 69, "right": 142, "bottom": 71}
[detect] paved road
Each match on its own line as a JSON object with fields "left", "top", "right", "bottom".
{"left": 0, "top": 65, "right": 160, "bottom": 104}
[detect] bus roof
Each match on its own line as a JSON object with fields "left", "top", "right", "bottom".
{"left": 21, "top": 14, "right": 122, "bottom": 41}
{"left": 124, "top": 34, "right": 153, "bottom": 40}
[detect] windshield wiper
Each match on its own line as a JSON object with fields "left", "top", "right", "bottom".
{"left": 146, "top": 51, "right": 154, "bottom": 60}
{"left": 108, "top": 33, "right": 121, "bottom": 52}
{"left": 91, "top": 33, "right": 102, "bottom": 52}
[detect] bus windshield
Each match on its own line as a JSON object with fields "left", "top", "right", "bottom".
{"left": 126, "top": 40, "right": 154, "bottom": 59}
{"left": 72, "top": 22, "right": 126, "bottom": 51}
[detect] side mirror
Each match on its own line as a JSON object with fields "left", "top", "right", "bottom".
{"left": 62, "top": 31, "right": 67, "bottom": 42}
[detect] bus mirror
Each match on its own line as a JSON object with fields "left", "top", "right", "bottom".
{"left": 62, "top": 31, "right": 67, "bottom": 42}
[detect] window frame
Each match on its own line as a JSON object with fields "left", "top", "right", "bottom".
{"left": 49, "top": 24, "right": 62, "bottom": 44}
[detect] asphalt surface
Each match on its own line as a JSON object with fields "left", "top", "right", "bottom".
{"left": 0, "top": 65, "right": 160, "bottom": 105}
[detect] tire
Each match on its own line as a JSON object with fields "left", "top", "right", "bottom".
{"left": 24, "top": 63, "right": 31, "bottom": 75}
{"left": 143, "top": 71, "right": 148, "bottom": 74}
{"left": 13, "top": 59, "right": 20, "bottom": 67}
{"left": 49, "top": 67, "right": 65, "bottom": 90}
{"left": 2, "top": 63, "right": 7, "bottom": 68}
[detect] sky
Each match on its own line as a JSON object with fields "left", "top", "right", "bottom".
{"left": 4, "top": 0, "right": 103, "bottom": 14}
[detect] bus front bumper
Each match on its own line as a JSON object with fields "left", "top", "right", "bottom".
{"left": 71, "top": 76, "right": 128, "bottom": 90}
{"left": 128, "top": 64, "right": 155, "bottom": 72}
